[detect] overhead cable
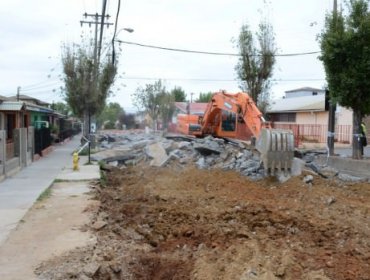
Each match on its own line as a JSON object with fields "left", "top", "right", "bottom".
{"left": 119, "top": 76, "right": 325, "bottom": 82}
{"left": 111, "top": 0, "right": 121, "bottom": 64}
{"left": 116, "top": 40, "right": 320, "bottom": 57}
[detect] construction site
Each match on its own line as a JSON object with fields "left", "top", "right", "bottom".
{"left": 1, "top": 0, "right": 370, "bottom": 279}
{"left": 0, "top": 129, "right": 367, "bottom": 280}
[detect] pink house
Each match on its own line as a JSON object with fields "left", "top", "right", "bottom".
{"left": 268, "top": 87, "right": 353, "bottom": 145}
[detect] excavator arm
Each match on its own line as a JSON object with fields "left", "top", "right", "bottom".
{"left": 177, "top": 91, "right": 294, "bottom": 174}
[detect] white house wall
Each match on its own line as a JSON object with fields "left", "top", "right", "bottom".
{"left": 336, "top": 105, "right": 353, "bottom": 126}
{"left": 285, "top": 90, "right": 325, "bottom": 99}
{"left": 296, "top": 111, "right": 328, "bottom": 125}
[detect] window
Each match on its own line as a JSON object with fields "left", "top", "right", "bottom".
{"left": 221, "top": 110, "right": 236, "bottom": 131}
{"left": 270, "top": 113, "right": 296, "bottom": 123}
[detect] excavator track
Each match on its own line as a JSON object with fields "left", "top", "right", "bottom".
{"left": 256, "top": 128, "right": 295, "bottom": 175}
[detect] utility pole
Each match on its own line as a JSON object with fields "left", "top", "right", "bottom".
{"left": 80, "top": 6, "right": 113, "bottom": 163}
{"left": 327, "top": 0, "right": 338, "bottom": 157}
{"left": 17, "top": 86, "right": 21, "bottom": 101}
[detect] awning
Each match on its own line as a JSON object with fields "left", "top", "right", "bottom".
{"left": 0, "top": 101, "right": 25, "bottom": 111}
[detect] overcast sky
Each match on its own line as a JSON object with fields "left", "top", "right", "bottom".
{"left": 0, "top": 0, "right": 338, "bottom": 112}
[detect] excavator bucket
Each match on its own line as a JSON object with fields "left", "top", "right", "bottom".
{"left": 255, "top": 128, "right": 295, "bottom": 175}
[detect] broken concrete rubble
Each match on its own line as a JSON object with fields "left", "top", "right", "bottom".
{"left": 91, "top": 130, "right": 366, "bottom": 182}
{"left": 145, "top": 142, "right": 170, "bottom": 167}
{"left": 93, "top": 131, "right": 268, "bottom": 179}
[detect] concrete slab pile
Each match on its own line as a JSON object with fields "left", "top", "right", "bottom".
{"left": 94, "top": 131, "right": 370, "bottom": 182}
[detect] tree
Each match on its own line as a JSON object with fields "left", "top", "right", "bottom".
{"left": 119, "top": 112, "right": 136, "bottom": 129}
{"left": 171, "top": 86, "right": 187, "bottom": 102}
{"left": 319, "top": 0, "right": 370, "bottom": 159}
{"left": 51, "top": 102, "right": 71, "bottom": 116}
{"left": 62, "top": 44, "right": 117, "bottom": 136}
{"left": 132, "top": 80, "right": 174, "bottom": 129}
{"left": 159, "top": 91, "right": 175, "bottom": 128}
{"left": 97, "top": 102, "right": 124, "bottom": 129}
{"left": 195, "top": 92, "right": 213, "bottom": 103}
{"left": 235, "top": 21, "right": 276, "bottom": 113}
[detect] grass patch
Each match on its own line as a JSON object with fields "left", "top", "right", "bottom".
{"left": 37, "top": 187, "right": 52, "bottom": 202}
{"left": 98, "top": 161, "right": 107, "bottom": 187}
{"left": 100, "top": 170, "right": 107, "bottom": 187}
{"left": 53, "top": 178, "right": 65, "bottom": 183}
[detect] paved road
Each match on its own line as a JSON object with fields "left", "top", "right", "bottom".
{"left": 0, "top": 137, "right": 81, "bottom": 245}
{"left": 334, "top": 146, "right": 370, "bottom": 158}
{"left": 300, "top": 146, "right": 370, "bottom": 158}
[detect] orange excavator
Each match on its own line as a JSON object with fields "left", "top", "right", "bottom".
{"left": 176, "top": 91, "right": 294, "bottom": 173}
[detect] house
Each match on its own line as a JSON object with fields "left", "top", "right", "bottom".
{"left": 174, "top": 102, "right": 208, "bottom": 117}
{"left": 0, "top": 100, "right": 28, "bottom": 157}
{"left": 267, "top": 87, "right": 353, "bottom": 145}
{"left": 0, "top": 97, "right": 33, "bottom": 179}
{"left": 8, "top": 94, "right": 52, "bottom": 127}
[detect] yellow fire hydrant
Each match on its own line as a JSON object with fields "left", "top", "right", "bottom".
{"left": 73, "top": 152, "right": 79, "bottom": 171}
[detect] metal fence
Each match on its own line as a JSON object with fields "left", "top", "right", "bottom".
{"left": 272, "top": 123, "right": 352, "bottom": 146}
{"left": 0, "top": 128, "right": 33, "bottom": 178}
{"left": 34, "top": 127, "right": 52, "bottom": 156}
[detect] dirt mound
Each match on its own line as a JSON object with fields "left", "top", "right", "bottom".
{"left": 36, "top": 165, "right": 370, "bottom": 280}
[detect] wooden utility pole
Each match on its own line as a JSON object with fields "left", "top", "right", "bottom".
{"left": 80, "top": 7, "right": 112, "bottom": 162}
{"left": 17, "top": 86, "right": 21, "bottom": 101}
{"left": 327, "top": 0, "right": 338, "bottom": 157}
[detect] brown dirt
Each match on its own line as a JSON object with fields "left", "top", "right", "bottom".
{"left": 36, "top": 164, "right": 370, "bottom": 280}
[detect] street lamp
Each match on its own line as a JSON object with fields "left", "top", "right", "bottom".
{"left": 118, "top": 28, "right": 134, "bottom": 34}
{"left": 112, "top": 27, "right": 134, "bottom": 65}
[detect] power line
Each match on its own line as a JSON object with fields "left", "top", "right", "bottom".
{"left": 116, "top": 40, "right": 321, "bottom": 57}
{"left": 21, "top": 81, "right": 63, "bottom": 92}
{"left": 119, "top": 76, "right": 325, "bottom": 82}
{"left": 21, "top": 77, "right": 61, "bottom": 90}
{"left": 111, "top": 0, "right": 121, "bottom": 65}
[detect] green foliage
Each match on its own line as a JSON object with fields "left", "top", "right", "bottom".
{"left": 235, "top": 21, "right": 276, "bottom": 111}
{"left": 61, "top": 45, "right": 117, "bottom": 118}
{"left": 37, "top": 187, "right": 52, "bottom": 202}
{"left": 97, "top": 102, "right": 124, "bottom": 128}
{"left": 51, "top": 102, "right": 71, "bottom": 116}
{"left": 195, "top": 92, "right": 213, "bottom": 103}
{"left": 319, "top": 0, "right": 370, "bottom": 158}
{"left": 159, "top": 90, "right": 176, "bottom": 127}
{"left": 319, "top": 0, "right": 370, "bottom": 114}
{"left": 171, "top": 86, "right": 187, "bottom": 102}
{"left": 132, "top": 80, "right": 175, "bottom": 128}
{"left": 50, "top": 124, "right": 59, "bottom": 134}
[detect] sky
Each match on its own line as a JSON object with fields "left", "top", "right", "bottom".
{"left": 0, "top": 0, "right": 339, "bottom": 113}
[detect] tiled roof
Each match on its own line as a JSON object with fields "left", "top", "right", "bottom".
{"left": 268, "top": 94, "right": 325, "bottom": 113}
{"left": 285, "top": 87, "right": 325, "bottom": 93}
{"left": 8, "top": 94, "right": 49, "bottom": 106}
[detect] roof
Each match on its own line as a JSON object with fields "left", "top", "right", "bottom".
{"left": 25, "top": 102, "right": 54, "bottom": 113}
{"left": 268, "top": 94, "right": 326, "bottom": 113}
{"left": 175, "top": 102, "right": 208, "bottom": 115}
{"left": 0, "top": 101, "right": 26, "bottom": 111}
{"left": 0, "top": 95, "right": 9, "bottom": 101}
{"left": 8, "top": 94, "right": 49, "bottom": 106}
{"left": 285, "top": 87, "right": 325, "bottom": 93}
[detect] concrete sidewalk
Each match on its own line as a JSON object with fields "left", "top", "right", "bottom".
{"left": 0, "top": 136, "right": 100, "bottom": 246}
